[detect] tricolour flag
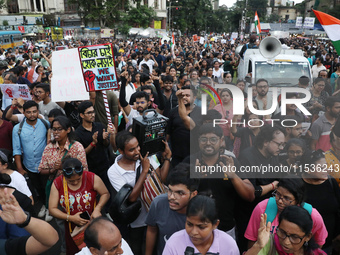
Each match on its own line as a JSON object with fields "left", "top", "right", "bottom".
{"left": 255, "top": 11, "right": 261, "bottom": 35}
{"left": 313, "top": 10, "right": 340, "bottom": 54}
{"left": 170, "top": 32, "right": 175, "bottom": 58}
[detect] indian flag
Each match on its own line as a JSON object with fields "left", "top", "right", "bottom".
{"left": 170, "top": 32, "right": 175, "bottom": 58}
{"left": 255, "top": 11, "right": 261, "bottom": 35}
{"left": 313, "top": 10, "right": 340, "bottom": 54}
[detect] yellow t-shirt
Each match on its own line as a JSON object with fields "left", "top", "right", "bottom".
{"left": 325, "top": 147, "right": 340, "bottom": 187}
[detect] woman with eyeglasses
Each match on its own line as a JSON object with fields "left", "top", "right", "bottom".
{"left": 245, "top": 206, "right": 326, "bottom": 255}
{"left": 39, "top": 116, "right": 88, "bottom": 221}
{"left": 49, "top": 157, "right": 110, "bottom": 255}
{"left": 280, "top": 138, "right": 306, "bottom": 174}
{"left": 163, "top": 195, "right": 239, "bottom": 255}
{"left": 301, "top": 150, "right": 340, "bottom": 254}
{"left": 245, "top": 177, "right": 327, "bottom": 249}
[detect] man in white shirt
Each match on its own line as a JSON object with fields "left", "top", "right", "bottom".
{"left": 76, "top": 217, "right": 133, "bottom": 255}
{"left": 139, "top": 50, "right": 158, "bottom": 74}
{"left": 311, "top": 57, "right": 326, "bottom": 78}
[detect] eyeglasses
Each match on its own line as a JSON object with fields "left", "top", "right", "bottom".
{"left": 135, "top": 101, "right": 146, "bottom": 105}
{"left": 276, "top": 228, "right": 306, "bottom": 244}
{"left": 199, "top": 137, "right": 220, "bottom": 145}
{"left": 288, "top": 150, "right": 303, "bottom": 155}
{"left": 168, "top": 189, "right": 190, "bottom": 199}
{"left": 271, "top": 140, "right": 286, "bottom": 148}
{"left": 272, "top": 190, "right": 295, "bottom": 206}
{"left": 84, "top": 111, "right": 95, "bottom": 115}
{"left": 63, "top": 166, "right": 83, "bottom": 176}
{"left": 52, "top": 127, "right": 64, "bottom": 132}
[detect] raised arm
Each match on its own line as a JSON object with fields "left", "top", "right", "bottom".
{"left": 0, "top": 188, "right": 58, "bottom": 255}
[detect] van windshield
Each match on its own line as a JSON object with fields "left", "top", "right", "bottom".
{"left": 255, "top": 61, "right": 311, "bottom": 86}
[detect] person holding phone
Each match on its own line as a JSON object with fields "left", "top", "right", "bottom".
{"left": 49, "top": 157, "right": 110, "bottom": 255}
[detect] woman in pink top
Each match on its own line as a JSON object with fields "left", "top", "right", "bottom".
{"left": 245, "top": 177, "right": 328, "bottom": 249}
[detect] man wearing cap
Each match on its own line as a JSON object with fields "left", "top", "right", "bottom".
{"left": 139, "top": 51, "right": 158, "bottom": 74}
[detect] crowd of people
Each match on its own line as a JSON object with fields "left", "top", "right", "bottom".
{"left": 0, "top": 33, "right": 339, "bottom": 255}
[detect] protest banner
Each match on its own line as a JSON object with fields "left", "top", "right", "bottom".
{"left": 78, "top": 43, "right": 118, "bottom": 129}
{"left": 193, "top": 34, "right": 198, "bottom": 42}
{"left": 51, "top": 48, "right": 89, "bottom": 102}
{"left": 0, "top": 84, "right": 31, "bottom": 100}
{"left": 78, "top": 43, "right": 119, "bottom": 92}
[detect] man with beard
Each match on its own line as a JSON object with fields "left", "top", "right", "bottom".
{"left": 254, "top": 79, "right": 272, "bottom": 111}
{"left": 173, "top": 57, "right": 184, "bottom": 77}
{"left": 12, "top": 100, "right": 50, "bottom": 217}
{"left": 35, "top": 83, "right": 65, "bottom": 120}
{"left": 76, "top": 101, "right": 111, "bottom": 178}
{"left": 107, "top": 131, "right": 171, "bottom": 255}
{"left": 145, "top": 163, "right": 199, "bottom": 255}
{"left": 310, "top": 96, "right": 340, "bottom": 151}
{"left": 120, "top": 71, "right": 164, "bottom": 125}
{"left": 166, "top": 85, "right": 203, "bottom": 167}
{"left": 183, "top": 124, "right": 255, "bottom": 240}
{"left": 161, "top": 75, "right": 178, "bottom": 117}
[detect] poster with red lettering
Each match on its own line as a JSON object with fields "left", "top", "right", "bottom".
{"left": 78, "top": 43, "right": 119, "bottom": 92}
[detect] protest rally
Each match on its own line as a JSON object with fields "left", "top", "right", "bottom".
{"left": 0, "top": 1, "right": 340, "bottom": 254}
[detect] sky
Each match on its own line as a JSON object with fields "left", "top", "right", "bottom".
{"left": 219, "top": 0, "right": 304, "bottom": 8}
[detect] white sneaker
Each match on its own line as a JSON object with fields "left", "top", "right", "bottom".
{"left": 38, "top": 205, "right": 46, "bottom": 218}
{"left": 45, "top": 209, "right": 53, "bottom": 222}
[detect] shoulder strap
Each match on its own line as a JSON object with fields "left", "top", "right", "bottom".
{"left": 17, "top": 118, "right": 25, "bottom": 136}
{"left": 302, "top": 202, "right": 313, "bottom": 215}
{"left": 135, "top": 165, "right": 141, "bottom": 183}
{"left": 39, "top": 118, "right": 49, "bottom": 131}
{"left": 265, "top": 197, "right": 278, "bottom": 223}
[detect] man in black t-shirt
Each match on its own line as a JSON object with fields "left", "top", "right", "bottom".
{"left": 183, "top": 124, "right": 254, "bottom": 239}
{"left": 167, "top": 85, "right": 202, "bottom": 167}
{"left": 75, "top": 101, "right": 111, "bottom": 177}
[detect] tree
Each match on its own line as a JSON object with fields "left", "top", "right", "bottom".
{"left": 265, "top": 13, "right": 280, "bottom": 22}
{"left": 123, "top": 5, "right": 156, "bottom": 28}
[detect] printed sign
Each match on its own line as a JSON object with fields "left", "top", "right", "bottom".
{"left": 101, "top": 29, "right": 114, "bottom": 38}
{"left": 193, "top": 34, "right": 198, "bottom": 42}
{"left": 0, "top": 84, "right": 32, "bottom": 100}
{"left": 78, "top": 43, "right": 119, "bottom": 92}
{"left": 51, "top": 48, "right": 89, "bottom": 102}
{"left": 296, "top": 17, "right": 303, "bottom": 27}
{"left": 303, "top": 17, "right": 315, "bottom": 29}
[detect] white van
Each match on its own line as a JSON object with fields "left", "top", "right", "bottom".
{"left": 238, "top": 45, "right": 312, "bottom": 87}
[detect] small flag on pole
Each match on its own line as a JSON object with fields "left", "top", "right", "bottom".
{"left": 255, "top": 11, "right": 262, "bottom": 35}
{"left": 170, "top": 32, "right": 175, "bottom": 58}
{"left": 313, "top": 9, "right": 340, "bottom": 54}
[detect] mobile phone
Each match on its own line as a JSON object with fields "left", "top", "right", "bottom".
{"left": 80, "top": 211, "right": 91, "bottom": 220}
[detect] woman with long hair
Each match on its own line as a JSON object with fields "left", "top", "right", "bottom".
{"left": 49, "top": 157, "right": 109, "bottom": 255}
{"left": 39, "top": 116, "right": 88, "bottom": 220}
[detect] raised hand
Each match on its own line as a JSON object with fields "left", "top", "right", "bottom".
{"left": 257, "top": 213, "right": 271, "bottom": 248}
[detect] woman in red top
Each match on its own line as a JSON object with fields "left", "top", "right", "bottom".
{"left": 49, "top": 158, "right": 110, "bottom": 255}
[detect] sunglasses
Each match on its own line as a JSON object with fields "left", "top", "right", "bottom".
{"left": 63, "top": 165, "right": 83, "bottom": 176}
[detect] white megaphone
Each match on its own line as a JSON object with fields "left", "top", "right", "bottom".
{"left": 259, "top": 36, "right": 282, "bottom": 59}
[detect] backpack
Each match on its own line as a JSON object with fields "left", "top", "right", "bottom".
{"left": 18, "top": 117, "right": 49, "bottom": 137}
{"left": 264, "top": 197, "right": 312, "bottom": 223}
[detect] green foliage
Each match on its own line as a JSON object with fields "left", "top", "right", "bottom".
{"left": 248, "top": 0, "right": 268, "bottom": 18}
{"left": 265, "top": 13, "right": 280, "bottom": 22}
{"left": 118, "top": 22, "right": 132, "bottom": 35}
{"left": 2, "top": 20, "right": 8, "bottom": 26}
{"left": 123, "top": 5, "right": 156, "bottom": 28}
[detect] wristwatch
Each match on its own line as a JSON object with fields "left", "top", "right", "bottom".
{"left": 16, "top": 211, "right": 31, "bottom": 228}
